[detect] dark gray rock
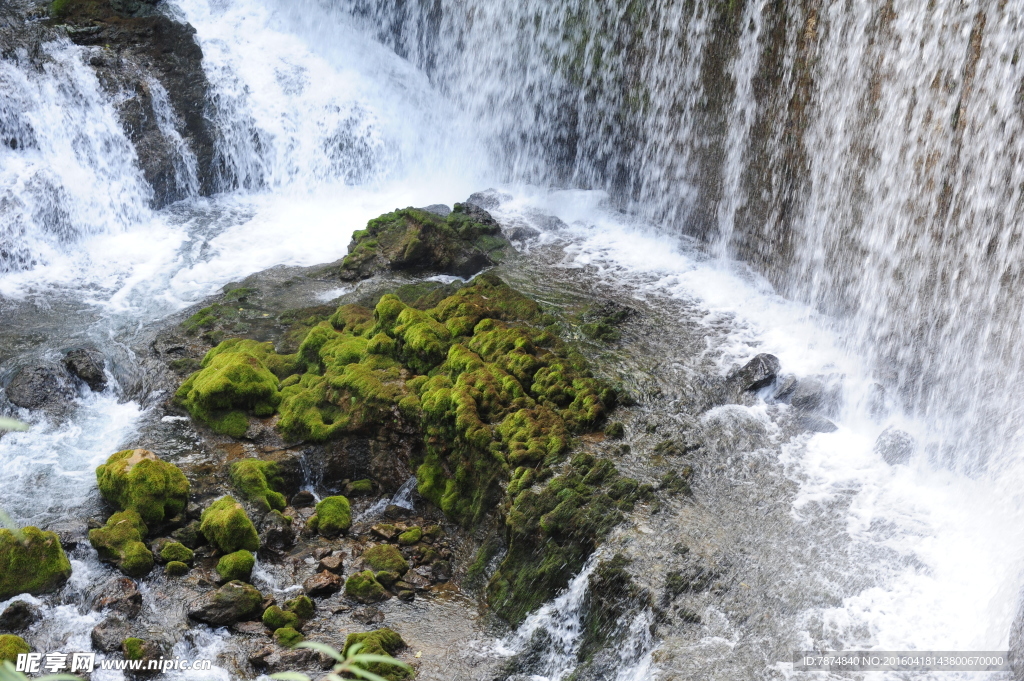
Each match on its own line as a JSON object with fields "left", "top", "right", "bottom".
{"left": 506, "top": 221, "right": 542, "bottom": 242}
{"left": 63, "top": 348, "right": 106, "bottom": 391}
{"left": 351, "top": 606, "right": 385, "bottom": 625}
{"left": 732, "top": 354, "right": 781, "bottom": 392}
{"left": 7, "top": 365, "right": 74, "bottom": 410}
{"left": 874, "top": 427, "right": 915, "bottom": 465}
{"left": 259, "top": 511, "right": 294, "bottom": 552}
{"left": 419, "top": 204, "right": 451, "bottom": 217}
{"left": 93, "top": 577, "right": 143, "bottom": 619}
{"left": 0, "top": 601, "right": 41, "bottom": 632}
{"left": 91, "top": 617, "right": 132, "bottom": 652}
{"left": 46, "top": 520, "right": 88, "bottom": 550}
{"left": 290, "top": 491, "right": 315, "bottom": 508}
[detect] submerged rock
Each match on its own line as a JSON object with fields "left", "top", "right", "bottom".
{"left": 0, "top": 601, "right": 41, "bottom": 632}
{"left": 338, "top": 204, "right": 510, "bottom": 281}
{"left": 63, "top": 348, "right": 106, "bottom": 391}
{"left": 188, "top": 580, "right": 263, "bottom": 625}
{"left": 0, "top": 527, "right": 73, "bottom": 600}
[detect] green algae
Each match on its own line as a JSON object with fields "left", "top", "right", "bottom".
{"left": 96, "top": 449, "right": 189, "bottom": 526}
{"left": 0, "top": 527, "right": 73, "bottom": 600}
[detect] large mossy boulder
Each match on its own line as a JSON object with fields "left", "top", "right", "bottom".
{"left": 188, "top": 580, "right": 263, "bottom": 625}
{"left": 342, "top": 628, "right": 410, "bottom": 680}
{"left": 307, "top": 495, "right": 351, "bottom": 538}
{"left": 0, "top": 528, "right": 73, "bottom": 600}
{"left": 0, "top": 634, "right": 29, "bottom": 663}
{"left": 339, "top": 204, "right": 509, "bottom": 281}
{"left": 174, "top": 339, "right": 294, "bottom": 437}
{"left": 88, "top": 510, "right": 153, "bottom": 578}
{"left": 216, "top": 549, "right": 255, "bottom": 583}
{"left": 229, "top": 459, "right": 286, "bottom": 513}
{"left": 200, "top": 496, "right": 260, "bottom": 553}
{"left": 96, "top": 449, "right": 189, "bottom": 525}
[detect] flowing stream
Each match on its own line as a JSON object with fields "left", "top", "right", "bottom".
{"left": 2, "top": 0, "right": 1023, "bottom": 679}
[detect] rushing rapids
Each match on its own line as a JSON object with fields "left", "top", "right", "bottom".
{"left": 1, "top": 0, "right": 1023, "bottom": 679}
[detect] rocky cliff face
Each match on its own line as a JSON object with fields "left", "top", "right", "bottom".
{"left": 44, "top": 0, "right": 217, "bottom": 205}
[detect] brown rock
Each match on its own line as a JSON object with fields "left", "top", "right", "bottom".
{"left": 303, "top": 570, "right": 342, "bottom": 597}
{"left": 317, "top": 554, "right": 344, "bottom": 574}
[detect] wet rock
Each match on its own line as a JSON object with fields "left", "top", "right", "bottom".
{"left": 371, "top": 523, "right": 400, "bottom": 541}
{"left": 732, "top": 354, "right": 781, "bottom": 392}
{"left": 259, "top": 510, "right": 294, "bottom": 552}
{"left": 170, "top": 521, "right": 203, "bottom": 549}
{"left": 772, "top": 375, "right": 798, "bottom": 401}
{"left": 795, "top": 413, "right": 838, "bottom": 433}
{"left": 93, "top": 577, "right": 143, "bottom": 619}
{"left": 232, "top": 620, "right": 266, "bottom": 636}
{"left": 396, "top": 589, "right": 415, "bottom": 602}
{"left": 401, "top": 569, "right": 430, "bottom": 591}
{"left": 317, "top": 554, "right": 344, "bottom": 574}
{"left": 290, "top": 491, "right": 315, "bottom": 508}
{"left": 338, "top": 204, "right": 510, "bottom": 281}
{"left": 418, "top": 204, "right": 451, "bottom": 217}
{"left": 466, "top": 188, "right": 511, "bottom": 210}
{"left": 0, "top": 601, "right": 41, "bottom": 632}
{"left": 790, "top": 377, "right": 825, "bottom": 410}
{"left": 251, "top": 647, "right": 325, "bottom": 674}
{"left": 874, "top": 427, "right": 915, "bottom": 465}
{"left": 6, "top": 366, "right": 74, "bottom": 410}
{"left": 122, "top": 637, "right": 167, "bottom": 677}
{"left": 46, "top": 520, "right": 88, "bottom": 550}
{"left": 63, "top": 348, "right": 106, "bottom": 391}
{"left": 431, "top": 560, "right": 452, "bottom": 582}
{"left": 303, "top": 571, "right": 342, "bottom": 598}
{"left": 91, "top": 617, "right": 131, "bottom": 652}
{"left": 352, "top": 606, "right": 385, "bottom": 625}
{"left": 188, "top": 581, "right": 263, "bottom": 625}
{"left": 384, "top": 504, "right": 411, "bottom": 520}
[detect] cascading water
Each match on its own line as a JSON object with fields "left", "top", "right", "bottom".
{"left": 3, "top": 0, "right": 1024, "bottom": 678}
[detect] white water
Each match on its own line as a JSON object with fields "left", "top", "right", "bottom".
{"left": 0, "top": 0, "right": 1021, "bottom": 679}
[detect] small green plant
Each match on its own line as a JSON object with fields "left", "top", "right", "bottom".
{"left": 270, "top": 641, "right": 412, "bottom": 681}
{"left": 0, "top": 660, "right": 78, "bottom": 681}
{"left": 0, "top": 419, "right": 28, "bottom": 432}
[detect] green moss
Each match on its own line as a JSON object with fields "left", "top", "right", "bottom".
{"left": 165, "top": 561, "right": 189, "bottom": 576}
{"left": 273, "top": 627, "right": 304, "bottom": 648}
{"left": 216, "top": 550, "right": 255, "bottom": 583}
{"left": 96, "top": 449, "right": 189, "bottom": 526}
{"left": 397, "top": 527, "right": 422, "bottom": 546}
{"left": 174, "top": 339, "right": 290, "bottom": 436}
{"left": 374, "top": 570, "right": 400, "bottom": 588}
{"left": 344, "top": 570, "right": 387, "bottom": 603}
{"left": 0, "top": 527, "right": 73, "bottom": 600}
{"left": 262, "top": 605, "right": 298, "bottom": 631}
{"left": 362, "top": 544, "right": 409, "bottom": 573}
{"left": 230, "top": 459, "right": 287, "bottom": 512}
{"left": 342, "top": 628, "right": 410, "bottom": 681}
{"left": 0, "top": 635, "right": 29, "bottom": 663}
{"left": 283, "top": 595, "right": 314, "bottom": 621}
{"left": 200, "top": 496, "right": 260, "bottom": 553}
{"left": 604, "top": 421, "right": 625, "bottom": 439}
{"left": 122, "top": 638, "right": 145, "bottom": 661}
{"left": 159, "top": 541, "right": 194, "bottom": 565}
{"left": 311, "top": 496, "right": 351, "bottom": 538}
{"left": 88, "top": 510, "right": 153, "bottom": 578}
{"left": 346, "top": 479, "right": 375, "bottom": 496}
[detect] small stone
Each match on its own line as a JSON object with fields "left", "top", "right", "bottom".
{"left": 397, "top": 590, "right": 415, "bottom": 602}
{"left": 796, "top": 413, "right": 838, "bottom": 433}
{"left": 0, "top": 602, "right": 41, "bottom": 632}
{"left": 371, "top": 523, "right": 399, "bottom": 541}
{"left": 384, "top": 504, "right": 410, "bottom": 519}
{"left": 303, "top": 571, "right": 342, "bottom": 598}
{"left": 431, "top": 560, "right": 452, "bottom": 582}
{"left": 317, "top": 554, "right": 344, "bottom": 574}
{"left": 290, "top": 491, "right": 315, "bottom": 508}
{"left": 402, "top": 570, "right": 430, "bottom": 591}
{"left": 352, "top": 606, "right": 384, "bottom": 625}
{"left": 312, "top": 547, "right": 331, "bottom": 560}
{"left": 188, "top": 581, "right": 263, "bottom": 625}
{"left": 233, "top": 620, "right": 267, "bottom": 635}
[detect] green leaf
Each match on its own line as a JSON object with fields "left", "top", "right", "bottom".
{"left": 349, "top": 653, "right": 412, "bottom": 669}
{"left": 343, "top": 668, "right": 390, "bottom": 681}
{"left": 0, "top": 418, "right": 29, "bottom": 432}
{"left": 269, "top": 673, "right": 311, "bottom": 681}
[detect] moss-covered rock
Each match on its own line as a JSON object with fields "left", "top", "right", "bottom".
{"left": 88, "top": 510, "right": 153, "bottom": 578}
{"left": 603, "top": 421, "right": 625, "bottom": 439}
{"left": 174, "top": 339, "right": 294, "bottom": 437}
{"left": 308, "top": 496, "right": 351, "bottom": 538}
{"left": 342, "top": 628, "right": 410, "bottom": 680}
{"left": 283, "top": 595, "right": 314, "bottom": 621}
{"left": 229, "top": 459, "right": 287, "bottom": 513}
{"left": 159, "top": 541, "right": 194, "bottom": 565}
{"left": 165, "top": 560, "right": 189, "bottom": 576}
{"left": 122, "top": 637, "right": 146, "bottom": 661}
{"left": 96, "top": 449, "right": 189, "bottom": 526}
{"left": 216, "top": 549, "right": 255, "bottom": 583}
{"left": 0, "top": 527, "right": 73, "bottom": 600}
{"left": 396, "top": 527, "right": 422, "bottom": 546}
{"left": 487, "top": 454, "right": 649, "bottom": 625}
{"left": 339, "top": 204, "right": 509, "bottom": 282}
{"left": 273, "top": 626, "right": 304, "bottom": 648}
{"left": 199, "top": 496, "right": 259, "bottom": 553}
{"left": 187, "top": 580, "right": 263, "bottom": 625}
{"left": 345, "top": 479, "right": 375, "bottom": 496}
{"left": 262, "top": 605, "right": 298, "bottom": 631}
{"left": 362, "top": 544, "right": 409, "bottom": 574}
{"left": 0, "top": 634, "right": 29, "bottom": 663}
{"left": 344, "top": 570, "right": 387, "bottom": 603}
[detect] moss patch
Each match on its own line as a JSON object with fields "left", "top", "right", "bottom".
{"left": 262, "top": 605, "right": 298, "bottom": 631}
{"left": 273, "top": 627, "right": 304, "bottom": 648}
{"left": 362, "top": 544, "right": 409, "bottom": 574}
{"left": 88, "top": 510, "right": 153, "bottom": 578}
{"left": 200, "top": 496, "right": 260, "bottom": 553}
{"left": 284, "top": 595, "right": 314, "bottom": 621}
{"left": 344, "top": 570, "right": 387, "bottom": 603}
{"left": 165, "top": 561, "right": 189, "bottom": 576}
{"left": 122, "top": 637, "right": 145, "bottom": 661}
{"left": 342, "top": 628, "right": 410, "bottom": 681}
{"left": 397, "top": 527, "right": 422, "bottom": 546}
{"left": 230, "top": 459, "right": 287, "bottom": 512}
{"left": 159, "top": 541, "right": 194, "bottom": 565}
{"left": 216, "top": 550, "right": 255, "bottom": 583}
{"left": 0, "top": 527, "right": 73, "bottom": 600}
{"left": 96, "top": 449, "right": 189, "bottom": 526}
{"left": 0, "top": 635, "right": 30, "bottom": 663}
{"left": 308, "top": 495, "right": 351, "bottom": 538}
